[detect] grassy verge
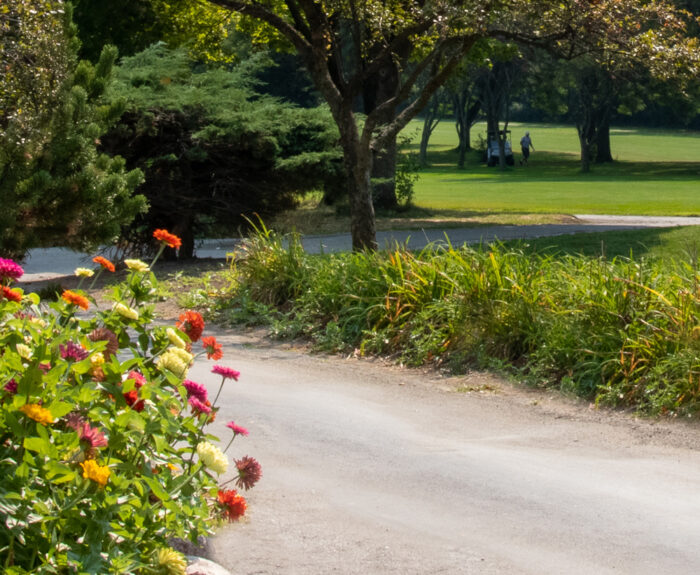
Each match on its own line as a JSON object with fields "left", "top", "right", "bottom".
{"left": 197, "top": 223, "right": 700, "bottom": 416}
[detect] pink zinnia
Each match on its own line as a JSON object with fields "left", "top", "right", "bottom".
{"left": 189, "top": 396, "right": 212, "bottom": 415}
{"left": 183, "top": 379, "right": 208, "bottom": 402}
{"left": 4, "top": 379, "right": 18, "bottom": 395}
{"left": 0, "top": 258, "right": 23, "bottom": 282}
{"left": 212, "top": 365, "right": 240, "bottom": 381}
{"left": 60, "top": 341, "right": 89, "bottom": 361}
{"left": 127, "top": 371, "right": 146, "bottom": 387}
{"left": 226, "top": 421, "right": 249, "bottom": 437}
{"left": 78, "top": 421, "right": 108, "bottom": 448}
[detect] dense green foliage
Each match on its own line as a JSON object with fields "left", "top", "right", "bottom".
{"left": 103, "top": 45, "right": 342, "bottom": 258}
{"left": 0, "top": 244, "right": 255, "bottom": 573}
{"left": 0, "top": 1, "right": 146, "bottom": 260}
{"left": 212, "top": 223, "right": 700, "bottom": 415}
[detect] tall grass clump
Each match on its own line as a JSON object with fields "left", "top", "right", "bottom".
{"left": 223, "top": 228, "right": 700, "bottom": 415}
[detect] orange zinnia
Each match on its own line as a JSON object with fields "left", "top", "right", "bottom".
{"left": 62, "top": 290, "right": 89, "bottom": 310}
{"left": 92, "top": 256, "right": 115, "bottom": 272}
{"left": 201, "top": 336, "right": 223, "bottom": 360}
{"left": 176, "top": 310, "right": 205, "bottom": 342}
{"left": 153, "top": 229, "right": 182, "bottom": 249}
{"left": 1, "top": 286, "right": 22, "bottom": 303}
{"left": 217, "top": 489, "right": 247, "bottom": 522}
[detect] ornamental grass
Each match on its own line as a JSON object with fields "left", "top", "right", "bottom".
{"left": 223, "top": 226, "right": 700, "bottom": 416}
{"left": 0, "top": 230, "right": 259, "bottom": 574}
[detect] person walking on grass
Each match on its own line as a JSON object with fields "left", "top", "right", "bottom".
{"left": 519, "top": 131, "right": 535, "bottom": 165}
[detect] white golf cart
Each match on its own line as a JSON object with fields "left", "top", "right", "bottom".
{"left": 486, "top": 129, "right": 515, "bottom": 167}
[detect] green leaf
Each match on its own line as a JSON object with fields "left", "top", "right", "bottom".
{"left": 23, "top": 436, "right": 50, "bottom": 456}
{"left": 142, "top": 476, "right": 170, "bottom": 502}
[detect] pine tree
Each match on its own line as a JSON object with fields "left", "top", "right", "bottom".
{"left": 0, "top": 0, "right": 145, "bottom": 259}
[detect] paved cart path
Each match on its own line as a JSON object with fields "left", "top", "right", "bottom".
{"left": 19, "top": 215, "right": 700, "bottom": 282}
{"left": 196, "top": 328, "right": 700, "bottom": 575}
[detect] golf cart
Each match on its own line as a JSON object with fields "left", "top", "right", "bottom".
{"left": 486, "top": 129, "right": 514, "bottom": 167}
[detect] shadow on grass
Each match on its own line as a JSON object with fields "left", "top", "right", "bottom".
{"left": 504, "top": 226, "right": 700, "bottom": 261}
{"left": 418, "top": 148, "right": 700, "bottom": 182}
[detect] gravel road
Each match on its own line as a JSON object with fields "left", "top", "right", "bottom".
{"left": 197, "top": 328, "right": 700, "bottom": 575}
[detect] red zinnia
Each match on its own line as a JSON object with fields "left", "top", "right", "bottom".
{"left": 176, "top": 311, "right": 205, "bottom": 342}
{"left": 217, "top": 489, "right": 247, "bottom": 522}
{"left": 1, "top": 286, "right": 22, "bottom": 303}
{"left": 201, "top": 336, "right": 223, "bottom": 360}
{"left": 234, "top": 456, "right": 262, "bottom": 490}
{"left": 123, "top": 371, "right": 146, "bottom": 411}
{"left": 153, "top": 229, "right": 182, "bottom": 249}
{"left": 92, "top": 256, "right": 115, "bottom": 272}
{"left": 62, "top": 290, "right": 89, "bottom": 310}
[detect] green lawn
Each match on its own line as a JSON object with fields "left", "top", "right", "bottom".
{"left": 406, "top": 122, "right": 700, "bottom": 215}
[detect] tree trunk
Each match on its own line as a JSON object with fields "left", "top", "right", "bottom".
{"left": 578, "top": 129, "right": 592, "bottom": 173}
{"left": 595, "top": 116, "right": 613, "bottom": 163}
{"left": 372, "top": 142, "right": 398, "bottom": 210}
{"left": 338, "top": 119, "right": 377, "bottom": 250}
{"left": 420, "top": 95, "right": 442, "bottom": 166}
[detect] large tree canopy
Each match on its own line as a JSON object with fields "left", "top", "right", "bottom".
{"left": 206, "top": 0, "right": 698, "bottom": 250}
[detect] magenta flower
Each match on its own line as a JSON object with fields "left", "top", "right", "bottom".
{"left": 211, "top": 365, "right": 240, "bottom": 381}
{"left": 38, "top": 362, "right": 51, "bottom": 373}
{"left": 4, "top": 379, "right": 18, "bottom": 395}
{"left": 59, "top": 341, "right": 89, "bottom": 362}
{"left": 126, "top": 370, "right": 147, "bottom": 386}
{"left": 189, "top": 396, "right": 212, "bottom": 415}
{"left": 226, "top": 421, "right": 249, "bottom": 437}
{"left": 183, "top": 379, "right": 208, "bottom": 402}
{"left": 0, "top": 258, "right": 23, "bottom": 282}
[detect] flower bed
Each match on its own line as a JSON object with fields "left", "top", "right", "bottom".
{"left": 0, "top": 231, "right": 259, "bottom": 574}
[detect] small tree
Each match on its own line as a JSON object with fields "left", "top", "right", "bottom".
{"left": 0, "top": 0, "right": 145, "bottom": 260}
{"left": 104, "top": 45, "right": 342, "bottom": 259}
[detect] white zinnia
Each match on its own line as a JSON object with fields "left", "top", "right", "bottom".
{"left": 196, "top": 442, "right": 228, "bottom": 475}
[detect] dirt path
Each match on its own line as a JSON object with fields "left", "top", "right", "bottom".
{"left": 197, "top": 327, "right": 700, "bottom": 575}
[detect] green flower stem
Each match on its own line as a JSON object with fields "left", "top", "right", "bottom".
{"left": 211, "top": 377, "right": 226, "bottom": 408}
{"left": 149, "top": 243, "right": 167, "bottom": 269}
{"left": 88, "top": 267, "right": 104, "bottom": 290}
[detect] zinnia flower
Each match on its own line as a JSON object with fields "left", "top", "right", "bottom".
{"left": 189, "top": 396, "right": 211, "bottom": 415}
{"left": 157, "top": 349, "right": 189, "bottom": 378}
{"left": 217, "top": 489, "right": 247, "bottom": 522}
{"left": 60, "top": 341, "right": 89, "bottom": 361}
{"left": 153, "top": 229, "right": 182, "bottom": 249}
{"left": 77, "top": 421, "right": 108, "bottom": 458}
{"left": 80, "top": 459, "right": 110, "bottom": 487}
{"left": 62, "top": 290, "right": 90, "bottom": 310}
{"left": 4, "top": 379, "right": 18, "bottom": 395}
{"left": 183, "top": 379, "right": 208, "bottom": 402}
{"left": 16, "top": 343, "right": 32, "bottom": 359}
{"left": 176, "top": 311, "right": 205, "bottom": 342}
{"left": 234, "top": 456, "right": 262, "bottom": 490}
{"left": 155, "top": 548, "right": 187, "bottom": 575}
{"left": 88, "top": 327, "right": 119, "bottom": 359}
{"left": 20, "top": 403, "right": 54, "bottom": 425}
{"left": 1, "top": 286, "right": 22, "bottom": 302}
{"left": 166, "top": 328, "right": 187, "bottom": 349}
{"left": 226, "top": 421, "right": 249, "bottom": 437}
{"left": 92, "top": 255, "right": 115, "bottom": 272}
{"left": 201, "top": 336, "right": 223, "bottom": 360}
{"left": 74, "top": 267, "right": 94, "bottom": 278}
{"left": 196, "top": 441, "right": 228, "bottom": 474}
{"left": 123, "top": 371, "right": 146, "bottom": 411}
{"left": 113, "top": 302, "right": 139, "bottom": 320}
{"left": 124, "top": 259, "right": 150, "bottom": 272}
{"left": 0, "top": 257, "right": 23, "bottom": 282}
{"left": 212, "top": 365, "right": 240, "bottom": 381}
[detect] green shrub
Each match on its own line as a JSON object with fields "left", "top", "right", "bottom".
{"left": 220, "top": 227, "right": 700, "bottom": 415}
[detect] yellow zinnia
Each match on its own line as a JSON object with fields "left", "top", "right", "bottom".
{"left": 156, "top": 349, "right": 189, "bottom": 378}
{"left": 155, "top": 548, "right": 187, "bottom": 575}
{"left": 113, "top": 302, "right": 139, "bottom": 320}
{"left": 196, "top": 441, "right": 228, "bottom": 475}
{"left": 80, "top": 459, "right": 110, "bottom": 487}
{"left": 74, "top": 267, "right": 94, "bottom": 278}
{"left": 166, "top": 328, "right": 187, "bottom": 349}
{"left": 19, "top": 403, "right": 54, "bottom": 425}
{"left": 16, "top": 343, "right": 32, "bottom": 359}
{"left": 124, "top": 259, "right": 150, "bottom": 272}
